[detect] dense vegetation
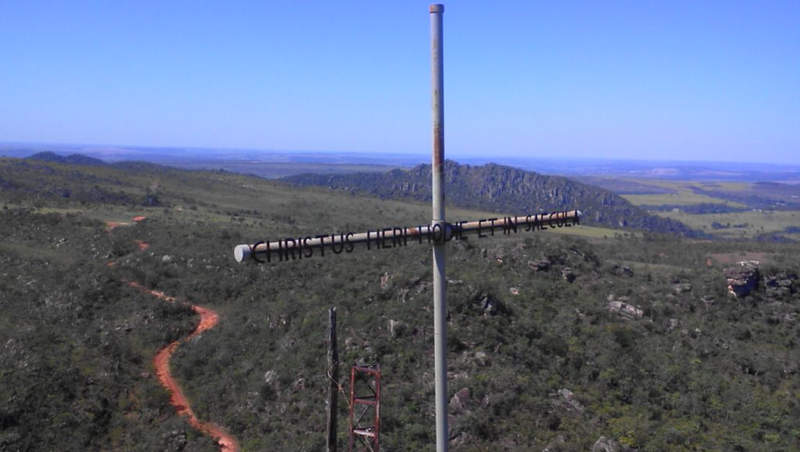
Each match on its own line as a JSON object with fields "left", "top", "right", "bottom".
{"left": 1, "top": 157, "right": 799, "bottom": 451}
{"left": 0, "top": 209, "right": 217, "bottom": 451}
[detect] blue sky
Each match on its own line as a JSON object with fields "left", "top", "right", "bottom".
{"left": 1, "top": 1, "right": 798, "bottom": 163}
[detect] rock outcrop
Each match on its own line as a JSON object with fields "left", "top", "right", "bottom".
{"left": 607, "top": 301, "right": 644, "bottom": 320}
{"left": 388, "top": 319, "right": 407, "bottom": 338}
{"left": 725, "top": 261, "right": 760, "bottom": 298}
{"left": 607, "top": 295, "right": 644, "bottom": 319}
{"left": 673, "top": 282, "right": 693, "bottom": 294}
{"left": 552, "top": 388, "right": 584, "bottom": 414}
{"left": 528, "top": 259, "right": 551, "bottom": 272}
{"left": 449, "top": 387, "right": 472, "bottom": 415}
{"left": 284, "top": 161, "right": 701, "bottom": 235}
{"left": 591, "top": 436, "right": 634, "bottom": 452}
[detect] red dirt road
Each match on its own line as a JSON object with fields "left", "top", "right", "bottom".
{"left": 128, "top": 281, "right": 238, "bottom": 452}
{"left": 105, "top": 220, "right": 128, "bottom": 231}
{"left": 118, "top": 229, "right": 238, "bottom": 452}
{"left": 105, "top": 215, "right": 146, "bottom": 232}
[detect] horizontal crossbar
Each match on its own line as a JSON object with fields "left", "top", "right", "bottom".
{"left": 233, "top": 210, "right": 581, "bottom": 263}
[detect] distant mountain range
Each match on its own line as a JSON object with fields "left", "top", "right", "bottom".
{"left": 285, "top": 161, "right": 701, "bottom": 236}
{"left": 4, "top": 143, "right": 798, "bottom": 182}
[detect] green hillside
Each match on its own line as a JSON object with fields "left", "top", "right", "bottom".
{"left": 284, "top": 161, "right": 701, "bottom": 236}
{"left": 1, "top": 157, "right": 799, "bottom": 451}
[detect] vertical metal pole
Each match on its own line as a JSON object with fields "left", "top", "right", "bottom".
{"left": 430, "top": 4, "right": 448, "bottom": 452}
{"left": 348, "top": 367, "right": 356, "bottom": 452}
{"left": 374, "top": 365, "right": 381, "bottom": 452}
{"left": 326, "top": 307, "right": 338, "bottom": 452}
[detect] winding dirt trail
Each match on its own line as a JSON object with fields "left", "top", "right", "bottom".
{"left": 130, "top": 282, "right": 238, "bottom": 452}
{"left": 109, "top": 216, "right": 239, "bottom": 452}
{"left": 105, "top": 220, "right": 129, "bottom": 231}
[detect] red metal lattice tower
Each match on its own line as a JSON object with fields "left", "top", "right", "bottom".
{"left": 348, "top": 365, "right": 381, "bottom": 452}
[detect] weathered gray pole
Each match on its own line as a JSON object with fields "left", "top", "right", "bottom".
{"left": 326, "top": 307, "right": 338, "bottom": 452}
{"left": 430, "top": 4, "right": 448, "bottom": 452}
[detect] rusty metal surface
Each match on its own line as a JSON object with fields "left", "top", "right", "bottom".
{"left": 348, "top": 365, "right": 381, "bottom": 452}
{"left": 430, "top": 2, "right": 445, "bottom": 223}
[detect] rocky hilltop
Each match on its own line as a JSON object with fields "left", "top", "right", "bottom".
{"left": 27, "top": 151, "right": 107, "bottom": 166}
{"left": 285, "top": 161, "right": 699, "bottom": 235}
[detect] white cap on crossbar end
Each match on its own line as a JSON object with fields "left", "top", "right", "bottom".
{"left": 234, "top": 244, "right": 251, "bottom": 263}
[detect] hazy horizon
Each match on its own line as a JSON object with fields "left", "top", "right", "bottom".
{"left": 4, "top": 139, "right": 800, "bottom": 168}
{"left": 5, "top": 141, "right": 800, "bottom": 185}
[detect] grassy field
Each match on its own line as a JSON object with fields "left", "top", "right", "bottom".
{"left": 615, "top": 178, "right": 751, "bottom": 193}
{"left": 622, "top": 186, "right": 746, "bottom": 207}
{"left": 655, "top": 209, "right": 800, "bottom": 238}
{"left": 602, "top": 177, "right": 798, "bottom": 213}
{"left": 596, "top": 177, "right": 799, "bottom": 240}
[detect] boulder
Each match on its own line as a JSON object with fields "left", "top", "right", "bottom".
{"left": 379, "top": 272, "right": 392, "bottom": 290}
{"left": 388, "top": 319, "right": 407, "bottom": 338}
{"left": 264, "top": 369, "right": 278, "bottom": 385}
{"left": 673, "top": 282, "right": 692, "bottom": 294}
{"left": 607, "top": 301, "right": 644, "bottom": 320}
{"left": 611, "top": 264, "right": 634, "bottom": 277}
{"left": 552, "top": 388, "right": 584, "bottom": 414}
{"left": 449, "top": 387, "right": 471, "bottom": 414}
{"left": 528, "top": 259, "right": 551, "bottom": 272}
{"left": 449, "top": 432, "right": 474, "bottom": 448}
{"left": 542, "top": 434, "right": 567, "bottom": 452}
{"left": 474, "top": 351, "right": 490, "bottom": 367}
{"left": 476, "top": 293, "right": 506, "bottom": 316}
{"left": 621, "top": 265, "right": 634, "bottom": 277}
{"left": 607, "top": 294, "right": 631, "bottom": 303}
{"left": 591, "top": 436, "right": 632, "bottom": 452}
{"left": 725, "top": 261, "right": 760, "bottom": 298}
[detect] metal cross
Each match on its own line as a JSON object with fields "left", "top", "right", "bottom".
{"left": 233, "top": 5, "right": 581, "bottom": 451}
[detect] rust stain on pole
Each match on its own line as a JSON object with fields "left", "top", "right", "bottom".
{"left": 433, "top": 125, "right": 444, "bottom": 168}
{"left": 430, "top": 4, "right": 447, "bottom": 452}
